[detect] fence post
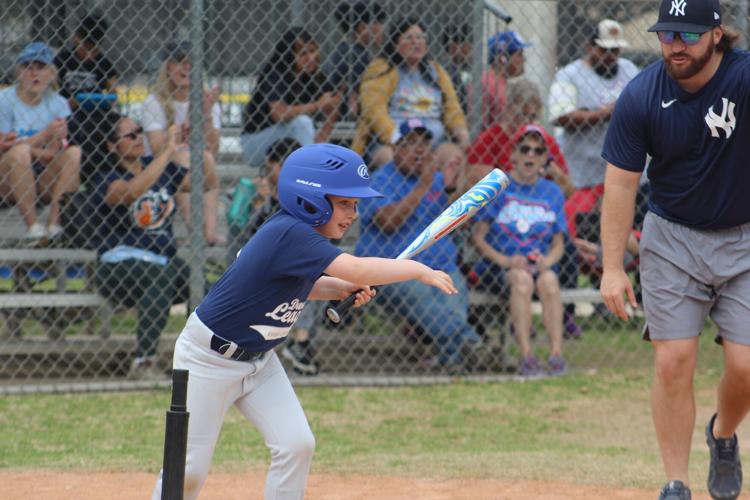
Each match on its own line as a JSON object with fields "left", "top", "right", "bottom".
{"left": 188, "top": 0, "right": 206, "bottom": 312}
{"left": 470, "top": 0, "right": 485, "bottom": 140}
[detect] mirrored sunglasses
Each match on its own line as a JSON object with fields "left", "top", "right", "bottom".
{"left": 657, "top": 31, "right": 703, "bottom": 45}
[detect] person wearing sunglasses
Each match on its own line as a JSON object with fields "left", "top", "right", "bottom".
{"left": 472, "top": 125, "right": 567, "bottom": 377}
{"left": 93, "top": 114, "right": 191, "bottom": 380}
{"left": 599, "top": 0, "right": 748, "bottom": 498}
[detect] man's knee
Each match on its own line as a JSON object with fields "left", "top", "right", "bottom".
{"left": 653, "top": 341, "right": 697, "bottom": 384}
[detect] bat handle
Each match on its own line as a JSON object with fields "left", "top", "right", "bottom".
{"left": 326, "top": 287, "right": 377, "bottom": 324}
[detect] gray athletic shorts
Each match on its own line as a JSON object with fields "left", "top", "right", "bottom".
{"left": 640, "top": 212, "right": 750, "bottom": 345}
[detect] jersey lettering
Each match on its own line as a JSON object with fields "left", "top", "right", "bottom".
{"left": 264, "top": 298, "right": 306, "bottom": 323}
{"left": 705, "top": 97, "right": 737, "bottom": 139}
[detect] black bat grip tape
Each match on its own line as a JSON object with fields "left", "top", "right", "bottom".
{"left": 326, "top": 287, "right": 377, "bottom": 324}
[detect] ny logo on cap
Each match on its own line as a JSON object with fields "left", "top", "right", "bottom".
{"left": 670, "top": 0, "right": 687, "bottom": 16}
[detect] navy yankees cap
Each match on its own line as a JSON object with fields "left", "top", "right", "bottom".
{"left": 648, "top": 0, "right": 722, "bottom": 33}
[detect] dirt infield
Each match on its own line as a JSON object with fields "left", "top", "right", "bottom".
{"left": 0, "top": 470, "right": 716, "bottom": 499}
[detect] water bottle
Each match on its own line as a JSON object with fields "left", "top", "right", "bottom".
{"left": 226, "top": 177, "right": 256, "bottom": 227}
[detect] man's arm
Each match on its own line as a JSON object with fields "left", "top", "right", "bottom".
{"left": 600, "top": 163, "right": 641, "bottom": 320}
{"left": 552, "top": 104, "right": 614, "bottom": 131}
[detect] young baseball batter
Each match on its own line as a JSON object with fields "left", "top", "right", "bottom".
{"left": 151, "top": 143, "right": 457, "bottom": 500}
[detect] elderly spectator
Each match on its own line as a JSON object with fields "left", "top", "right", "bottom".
{"left": 352, "top": 18, "right": 469, "bottom": 169}
{"left": 324, "top": 1, "right": 385, "bottom": 119}
{"left": 241, "top": 28, "right": 341, "bottom": 166}
{"left": 356, "top": 118, "right": 484, "bottom": 371}
{"left": 55, "top": 13, "right": 118, "bottom": 185}
{"left": 141, "top": 41, "right": 224, "bottom": 245}
{"left": 0, "top": 42, "right": 82, "bottom": 242}
{"left": 548, "top": 19, "right": 639, "bottom": 229}
{"left": 94, "top": 114, "right": 190, "bottom": 379}
{"left": 468, "top": 78, "right": 574, "bottom": 197}
{"left": 472, "top": 125, "right": 568, "bottom": 376}
{"left": 479, "top": 30, "right": 531, "bottom": 129}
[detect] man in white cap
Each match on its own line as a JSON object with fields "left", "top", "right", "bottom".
{"left": 548, "top": 19, "right": 638, "bottom": 203}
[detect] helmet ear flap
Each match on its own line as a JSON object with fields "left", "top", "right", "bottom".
{"left": 295, "top": 195, "right": 332, "bottom": 226}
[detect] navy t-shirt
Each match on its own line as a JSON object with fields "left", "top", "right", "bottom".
{"left": 93, "top": 157, "right": 186, "bottom": 258}
{"left": 196, "top": 211, "right": 342, "bottom": 352}
{"left": 602, "top": 49, "right": 750, "bottom": 229}
{"left": 243, "top": 68, "right": 333, "bottom": 134}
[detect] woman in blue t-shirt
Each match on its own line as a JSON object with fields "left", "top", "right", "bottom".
{"left": 93, "top": 114, "right": 190, "bottom": 379}
{"left": 472, "top": 125, "right": 568, "bottom": 377}
{"left": 0, "top": 42, "right": 82, "bottom": 242}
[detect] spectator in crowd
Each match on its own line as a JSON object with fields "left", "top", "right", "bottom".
{"left": 357, "top": 118, "right": 484, "bottom": 371}
{"left": 548, "top": 19, "right": 638, "bottom": 231}
{"left": 141, "top": 41, "right": 224, "bottom": 246}
{"left": 241, "top": 28, "right": 341, "bottom": 166}
{"left": 0, "top": 42, "right": 82, "bottom": 242}
{"left": 441, "top": 23, "right": 472, "bottom": 112}
{"left": 95, "top": 114, "right": 190, "bottom": 379}
{"left": 471, "top": 125, "right": 567, "bottom": 376}
{"left": 55, "top": 13, "right": 118, "bottom": 185}
{"left": 352, "top": 18, "right": 469, "bottom": 169}
{"left": 324, "top": 1, "right": 386, "bottom": 119}
{"left": 467, "top": 78, "right": 574, "bottom": 197}
{"left": 479, "top": 30, "right": 531, "bottom": 129}
{"left": 225, "top": 138, "right": 321, "bottom": 375}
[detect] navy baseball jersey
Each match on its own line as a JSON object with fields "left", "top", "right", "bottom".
{"left": 602, "top": 48, "right": 750, "bottom": 229}
{"left": 196, "top": 211, "right": 342, "bottom": 352}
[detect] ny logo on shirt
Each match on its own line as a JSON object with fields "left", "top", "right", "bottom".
{"left": 670, "top": 0, "right": 687, "bottom": 16}
{"left": 705, "top": 97, "right": 737, "bottom": 139}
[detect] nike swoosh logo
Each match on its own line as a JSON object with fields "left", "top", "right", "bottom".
{"left": 661, "top": 99, "right": 677, "bottom": 108}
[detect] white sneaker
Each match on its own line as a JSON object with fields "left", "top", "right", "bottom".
{"left": 47, "top": 224, "right": 64, "bottom": 239}
{"left": 24, "top": 223, "right": 47, "bottom": 240}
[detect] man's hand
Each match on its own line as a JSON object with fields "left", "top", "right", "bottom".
{"left": 600, "top": 268, "right": 637, "bottom": 321}
{"left": 316, "top": 92, "right": 341, "bottom": 114}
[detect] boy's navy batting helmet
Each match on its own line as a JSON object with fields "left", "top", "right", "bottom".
{"left": 278, "top": 143, "right": 382, "bottom": 226}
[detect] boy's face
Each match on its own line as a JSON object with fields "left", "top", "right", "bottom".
{"left": 315, "top": 195, "right": 358, "bottom": 239}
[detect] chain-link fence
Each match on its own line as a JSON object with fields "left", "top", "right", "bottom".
{"left": 0, "top": 0, "right": 747, "bottom": 392}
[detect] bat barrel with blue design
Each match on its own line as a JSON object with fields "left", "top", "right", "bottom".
{"left": 326, "top": 168, "right": 510, "bottom": 325}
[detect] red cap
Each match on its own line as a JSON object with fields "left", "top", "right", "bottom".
{"left": 510, "top": 124, "right": 548, "bottom": 146}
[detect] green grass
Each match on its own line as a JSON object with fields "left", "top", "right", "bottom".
{"left": 0, "top": 366, "right": 731, "bottom": 490}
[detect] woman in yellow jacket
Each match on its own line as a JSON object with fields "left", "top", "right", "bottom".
{"left": 352, "top": 18, "right": 470, "bottom": 172}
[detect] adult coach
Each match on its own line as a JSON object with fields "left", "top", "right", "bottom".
{"left": 600, "top": 1, "right": 748, "bottom": 499}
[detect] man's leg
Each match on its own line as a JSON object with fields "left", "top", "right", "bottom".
{"left": 715, "top": 340, "right": 750, "bottom": 437}
{"left": 651, "top": 337, "right": 699, "bottom": 484}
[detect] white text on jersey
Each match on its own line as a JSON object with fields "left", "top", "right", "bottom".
{"left": 265, "top": 298, "right": 306, "bottom": 324}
